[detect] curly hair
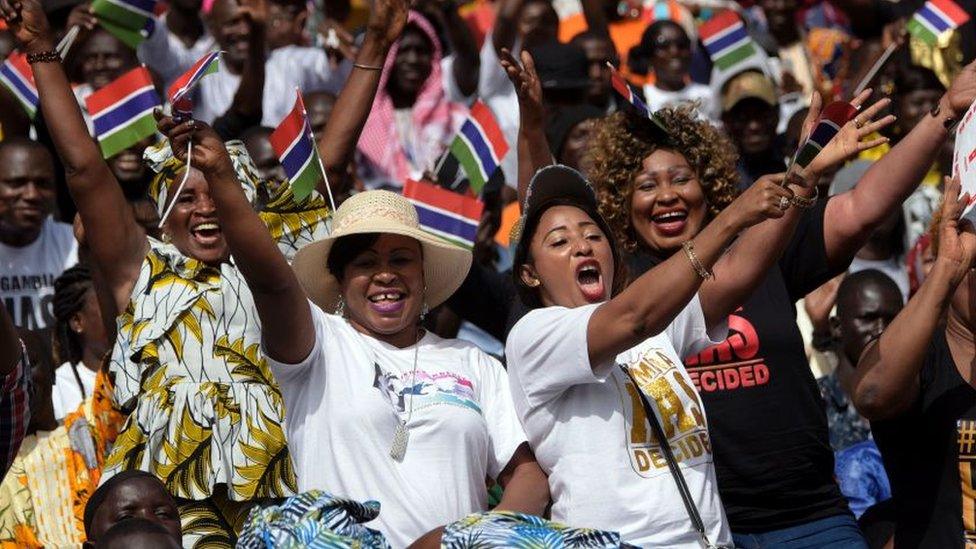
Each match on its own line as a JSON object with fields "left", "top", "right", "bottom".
{"left": 586, "top": 106, "right": 740, "bottom": 253}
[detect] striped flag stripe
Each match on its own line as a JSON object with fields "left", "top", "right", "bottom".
{"left": 92, "top": 87, "right": 158, "bottom": 135}
{"left": 270, "top": 92, "right": 321, "bottom": 200}
{"left": 704, "top": 25, "right": 749, "bottom": 55}
{"left": 95, "top": 0, "right": 152, "bottom": 23}
{"left": 469, "top": 102, "right": 507, "bottom": 158}
{"left": 404, "top": 178, "right": 485, "bottom": 219}
{"left": 103, "top": 0, "right": 155, "bottom": 17}
{"left": 918, "top": 5, "right": 954, "bottom": 32}
{"left": 287, "top": 159, "right": 322, "bottom": 200}
{"left": 97, "top": 112, "right": 156, "bottom": 158}
{"left": 932, "top": 0, "right": 970, "bottom": 23}
{"left": 97, "top": 105, "right": 156, "bottom": 142}
{"left": 459, "top": 121, "right": 498, "bottom": 176}
{"left": 87, "top": 67, "right": 154, "bottom": 112}
{"left": 713, "top": 41, "right": 758, "bottom": 70}
{"left": 168, "top": 52, "right": 219, "bottom": 101}
{"left": 279, "top": 122, "right": 318, "bottom": 177}
{"left": 699, "top": 10, "right": 741, "bottom": 40}
{"left": 451, "top": 136, "right": 489, "bottom": 191}
{"left": 411, "top": 203, "right": 479, "bottom": 244}
{"left": 0, "top": 63, "right": 36, "bottom": 115}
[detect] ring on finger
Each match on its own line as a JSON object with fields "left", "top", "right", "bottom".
{"left": 778, "top": 196, "right": 790, "bottom": 211}
{"left": 854, "top": 117, "right": 864, "bottom": 129}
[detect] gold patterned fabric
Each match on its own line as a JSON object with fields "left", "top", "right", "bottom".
{"left": 102, "top": 165, "right": 330, "bottom": 504}
{"left": 909, "top": 27, "right": 964, "bottom": 89}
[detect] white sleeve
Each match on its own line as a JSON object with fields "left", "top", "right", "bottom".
{"left": 263, "top": 300, "right": 330, "bottom": 385}
{"left": 298, "top": 48, "right": 351, "bottom": 95}
{"left": 478, "top": 34, "right": 516, "bottom": 100}
{"left": 506, "top": 304, "right": 615, "bottom": 409}
{"left": 477, "top": 352, "right": 528, "bottom": 479}
{"left": 137, "top": 18, "right": 193, "bottom": 86}
{"left": 666, "top": 293, "right": 729, "bottom": 358}
{"left": 441, "top": 54, "right": 471, "bottom": 103}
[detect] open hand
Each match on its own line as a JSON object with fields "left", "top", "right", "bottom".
{"left": 499, "top": 48, "right": 544, "bottom": 127}
{"left": 365, "top": 0, "right": 408, "bottom": 49}
{"left": 65, "top": 2, "right": 96, "bottom": 31}
{"left": 807, "top": 89, "right": 895, "bottom": 176}
{"left": 0, "top": 0, "right": 54, "bottom": 52}
{"left": 726, "top": 173, "right": 795, "bottom": 229}
{"left": 936, "top": 176, "right": 976, "bottom": 284}
{"left": 154, "top": 109, "right": 234, "bottom": 177}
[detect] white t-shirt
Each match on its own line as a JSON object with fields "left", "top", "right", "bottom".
{"left": 192, "top": 46, "right": 351, "bottom": 127}
{"left": 52, "top": 361, "right": 98, "bottom": 420}
{"left": 505, "top": 296, "right": 733, "bottom": 548}
{"left": 0, "top": 217, "right": 78, "bottom": 329}
{"left": 138, "top": 14, "right": 217, "bottom": 91}
{"left": 266, "top": 303, "right": 526, "bottom": 548}
{"left": 643, "top": 82, "right": 719, "bottom": 123}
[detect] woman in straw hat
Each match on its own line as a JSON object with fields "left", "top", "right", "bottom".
{"left": 0, "top": 0, "right": 411, "bottom": 544}
{"left": 153, "top": 114, "right": 550, "bottom": 546}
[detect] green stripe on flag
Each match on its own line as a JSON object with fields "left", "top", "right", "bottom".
{"left": 450, "top": 137, "right": 487, "bottom": 194}
{"left": 715, "top": 41, "right": 757, "bottom": 71}
{"left": 97, "top": 18, "right": 147, "bottom": 48}
{"left": 907, "top": 18, "right": 938, "bottom": 45}
{"left": 98, "top": 113, "right": 156, "bottom": 159}
{"left": 289, "top": 153, "right": 322, "bottom": 201}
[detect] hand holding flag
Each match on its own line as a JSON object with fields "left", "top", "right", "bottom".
{"left": 168, "top": 51, "right": 220, "bottom": 108}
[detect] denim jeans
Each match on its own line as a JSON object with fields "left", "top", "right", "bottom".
{"left": 732, "top": 513, "right": 869, "bottom": 549}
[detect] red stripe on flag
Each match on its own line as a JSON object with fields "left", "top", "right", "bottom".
{"left": 269, "top": 94, "right": 307, "bottom": 157}
{"left": 699, "top": 10, "right": 742, "bottom": 41}
{"left": 403, "top": 179, "right": 484, "bottom": 221}
{"left": 7, "top": 52, "right": 33, "bottom": 84}
{"left": 820, "top": 100, "right": 857, "bottom": 127}
{"left": 609, "top": 69, "right": 632, "bottom": 100}
{"left": 931, "top": 0, "right": 970, "bottom": 25}
{"left": 86, "top": 66, "right": 155, "bottom": 114}
{"left": 468, "top": 101, "right": 508, "bottom": 159}
{"left": 167, "top": 52, "right": 217, "bottom": 101}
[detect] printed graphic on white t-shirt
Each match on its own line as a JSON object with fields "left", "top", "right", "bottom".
{"left": 0, "top": 218, "right": 78, "bottom": 329}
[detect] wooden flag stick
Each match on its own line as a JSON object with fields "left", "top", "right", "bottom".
{"left": 57, "top": 25, "right": 80, "bottom": 58}
{"left": 853, "top": 42, "right": 899, "bottom": 97}
{"left": 158, "top": 140, "right": 194, "bottom": 228}
{"left": 297, "top": 88, "right": 337, "bottom": 214}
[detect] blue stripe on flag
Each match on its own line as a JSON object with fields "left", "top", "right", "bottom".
{"left": 92, "top": 88, "right": 159, "bottom": 135}
{"left": 460, "top": 121, "right": 499, "bottom": 174}
{"left": 808, "top": 119, "right": 842, "bottom": 147}
{"left": 918, "top": 5, "right": 953, "bottom": 32}
{"left": 280, "top": 124, "right": 315, "bottom": 178}
{"left": 414, "top": 203, "right": 479, "bottom": 243}
{"left": 0, "top": 64, "right": 36, "bottom": 105}
{"left": 705, "top": 25, "right": 748, "bottom": 55}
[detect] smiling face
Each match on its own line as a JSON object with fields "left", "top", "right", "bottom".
{"left": 208, "top": 0, "right": 252, "bottom": 71}
{"left": 79, "top": 29, "right": 138, "bottom": 91}
{"left": 649, "top": 23, "right": 692, "bottom": 89}
{"left": 629, "top": 148, "right": 707, "bottom": 254}
{"left": 388, "top": 26, "right": 434, "bottom": 105}
{"left": 339, "top": 234, "right": 425, "bottom": 344}
{"left": 522, "top": 205, "right": 615, "bottom": 307}
{"left": 88, "top": 477, "right": 182, "bottom": 543}
{"left": 0, "top": 142, "right": 57, "bottom": 247}
{"left": 160, "top": 168, "right": 229, "bottom": 265}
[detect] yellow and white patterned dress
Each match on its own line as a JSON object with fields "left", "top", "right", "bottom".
{"left": 102, "top": 154, "right": 330, "bottom": 544}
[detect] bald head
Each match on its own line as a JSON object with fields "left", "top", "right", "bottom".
{"left": 835, "top": 270, "right": 904, "bottom": 364}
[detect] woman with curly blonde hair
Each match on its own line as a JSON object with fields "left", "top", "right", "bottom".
{"left": 585, "top": 61, "right": 976, "bottom": 545}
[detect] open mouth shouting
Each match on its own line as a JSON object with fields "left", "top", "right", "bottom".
{"left": 651, "top": 208, "right": 688, "bottom": 237}
{"left": 576, "top": 259, "right": 606, "bottom": 303}
{"left": 368, "top": 290, "right": 407, "bottom": 314}
{"left": 190, "top": 220, "right": 223, "bottom": 247}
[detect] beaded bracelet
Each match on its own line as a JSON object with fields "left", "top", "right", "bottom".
{"left": 26, "top": 50, "right": 60, "bottom": 64}
{"left": 682, "top": 241, "right": 713, "bottom": 280}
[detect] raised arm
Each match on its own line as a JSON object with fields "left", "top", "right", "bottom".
{"left": 157, "top": 114, "right": 314, "bottom": 363}
{"left": 823, "top": 59, "right": 976, "bottom": 268}
{"left": 700, "top": 92, "right": 895, "bottom": 326}
{"left": 316, "top": 0, "right": 407, "bottom": 190}
{"left": 498, "top": 49, "right": 552, "bottom": 206}
{"left": 0, "top": 0, "right": 147, "bottom": 311}
{"left": 426, "top": 0, "right": 480, "bottom": 97}
{"left": 212, "top": 0, "right": 266, "bottom": 139}
{"left": 852, "top": 178, "right": 976, "bottom": 420}
{"left": 491, "top": 0, "right": 523, "bottom": 56}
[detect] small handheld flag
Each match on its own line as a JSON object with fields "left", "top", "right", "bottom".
{"left": 403, "top": 179, "right": 484, "bottom": 249}
{"left": 0, "top": 51, "right": 38, "bottom": 118}
{"left": 86, "top": 66, "right": 161, "bottom": 158}
{"left": 167, "top": 51, "right": 220, "bottom": 105}
{"left": 269, "top": 92, "right": 324, "bottom": 202}
{"left": 791, "top": 101, "right": 857, "bottom": 169}
{"left": 91, "top": 0, "right": 158, "bottom": 48}
{"left": 608, "top": 63, "right": 651, "bottom": 117}
{"left": 700, "top": 11, "right": 761, "bottom": 71}
{"left": 445, "top": 100, "right": 508, "bottom": 195}
{"left": 907, "top": 0, "right": 970, "bottom": 45}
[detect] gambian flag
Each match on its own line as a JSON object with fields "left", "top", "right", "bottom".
{"left": 403, "top": 178, "right": 484, "bottom": 249}
{"left": 448, "top": 101, "right": 508, "bottom": 195}
{"left": 0, "top": 51, "right": 37, "bottom": 118}
{"left": 269, "top": 92, "right": 321, "bottom": 201}
{"left": 91, "top": 0, "right": 157, "bottom": 48}
{"left": 608, "top": 63, "right": 650, "bottom": 117}
{"left": 792, "top": 101, "right": 857, "bottom": 168}
{"left": 86, "top": 66, "right": 161, "bottom": 159}
{"left": 167, "top": 51, "right": 219, "bottom": 104}
{"left": 700, "top": 11, "right": 760, "bottom": 72}
{"left": 907, "top": 0, "right": 970, "bottom": 45}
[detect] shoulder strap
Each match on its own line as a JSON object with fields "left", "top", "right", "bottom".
{"left": 619, "top": 364, "right": 721, "bottom": 549}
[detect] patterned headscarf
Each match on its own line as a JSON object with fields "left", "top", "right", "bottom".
{"left": 145, "top": 140, "right": 262, "bottom": 218}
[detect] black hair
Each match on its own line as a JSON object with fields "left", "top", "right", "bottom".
{"left": 97, "top": 518, "right": 180, "bottom": 549}
{"left": 628, "top": 20, "right": 687, "bottom": 76}
{"left": 836, "top": 269, "right": 904, "bottom": 319}
{"left": 326, "top": 233, "right": 381, "bottom": 281}
{"left": 52, "top": 264, "right": 93, "bottom": 367}
{"left": 0, "top": 135, "right": 53, "bottom": 163}
{"left": 893, "top": 64, "right": 946, "bottom": 97}
{"left": 513, "top": 199, "right": 627, "bottom": 309}
{"left": 84, "top": 470, "right": 170, "bottom": 538}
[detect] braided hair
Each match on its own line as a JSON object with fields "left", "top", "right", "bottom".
{"left": 52, "top": 264, "right": 93, "bottom": 367}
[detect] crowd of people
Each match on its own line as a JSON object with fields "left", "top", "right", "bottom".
{"left": 0, "top": 0, "right": 973, "bottom": 543}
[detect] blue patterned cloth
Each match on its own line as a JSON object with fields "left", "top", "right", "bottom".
{"left": 442, "top": 511, "right": 639, "bottom": 548}
{"left": 834, "top": 440, "right": 892, "bottom": 519}
{"left": 237, "top": 490, "right": 391, "bottom": 548}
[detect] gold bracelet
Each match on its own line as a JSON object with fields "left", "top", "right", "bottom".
{"left": 353, "top": 62, "right": 383, "bottom": 71}
{"left": 790, "top": 186, "right": 819, "bottom": 209}
{"left": 682, "top": 241, "right": 713, "bottom": 280}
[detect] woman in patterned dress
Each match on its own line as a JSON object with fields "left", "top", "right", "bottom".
{"left": 0, "top": 0, "right": 388, "bottom": 544}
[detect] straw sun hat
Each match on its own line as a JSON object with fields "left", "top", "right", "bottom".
{"left": 292, "top": 190, "right": 473, "bottom": 313}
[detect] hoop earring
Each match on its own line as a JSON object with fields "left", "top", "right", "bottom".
{"left": 335, "top": 296, "right": 345, "bottom": 317}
